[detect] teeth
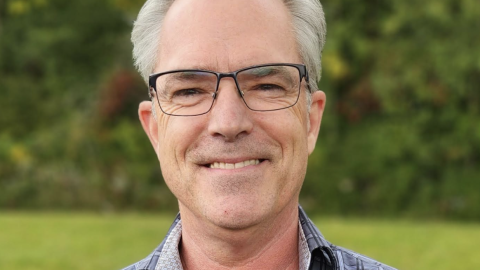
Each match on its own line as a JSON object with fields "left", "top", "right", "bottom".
{"left": 209, "top": 159, "right": 260, "bottom": 169}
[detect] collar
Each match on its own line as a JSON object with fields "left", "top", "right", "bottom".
{"left": 298, "top": 205, "right": 338, "bottom": 268}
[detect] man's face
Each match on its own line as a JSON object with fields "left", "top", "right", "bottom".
{"left": 140, "top": 0, "right": 325, "bottom": 229}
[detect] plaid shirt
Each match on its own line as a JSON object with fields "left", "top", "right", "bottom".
{"left": 121, "top": 206, "right": 397, "bottom": 270}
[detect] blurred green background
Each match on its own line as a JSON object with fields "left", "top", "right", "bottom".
{"left": 1, "top": 0, "right": 479, "bottom": 219}
{"left": 1, "top": 0, "right": 479, "bottom": 269}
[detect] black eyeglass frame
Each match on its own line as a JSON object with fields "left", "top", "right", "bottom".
{"left": 148, "top": 63, "right": 310, "bottom": 116}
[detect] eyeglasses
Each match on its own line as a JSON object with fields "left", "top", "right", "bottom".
{"left": 148, "top": 63, "right": 309, "bottom": 116}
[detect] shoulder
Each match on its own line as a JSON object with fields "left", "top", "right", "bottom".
{"left": 330, "top": 245, "right": 397, "bottom": 270}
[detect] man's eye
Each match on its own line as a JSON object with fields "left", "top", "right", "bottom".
{"left": 256, "top": 84, "right": 285, "bottom": 91}
{"left": 172, "top": 88, "right": 203, "bottom": 97}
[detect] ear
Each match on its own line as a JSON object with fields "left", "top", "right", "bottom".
{"left": 139, "top": 101, "right": 159, "bottom": 154}
{"left": 307, "top": 91, "right": 326, "bottom": 155}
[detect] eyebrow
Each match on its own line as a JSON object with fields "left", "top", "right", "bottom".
{"left": 241, "top": 66, "right": 295, "bottom": 86}
{"left": 245, "top": 66, "right": 289, "bottom": 77}
{"left": 169, "top": 71, "right": 210, "bottom": 80}
{"left": 167, "top": 65, "right": 217, "bottom": 72}
{"left": 161, "top": 71, "right": 215, "bottom": 92}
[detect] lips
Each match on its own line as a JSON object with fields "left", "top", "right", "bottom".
{"left": 209, "top": 159, "right": 261, "bottom": 169}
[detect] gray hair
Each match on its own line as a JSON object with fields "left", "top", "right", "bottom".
{"left": 132, "top": 0, "right": 326, "bottom": 93}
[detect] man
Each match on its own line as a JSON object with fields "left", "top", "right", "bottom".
{"left": 123, "top": 0, "right": 397, "bottom": 269}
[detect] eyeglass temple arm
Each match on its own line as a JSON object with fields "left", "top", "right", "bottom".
{"left": 304, "top": 69, "right": 312, "bottom": 92}
{"left": 149, "top": 86, "right": 156, "bottom": 99}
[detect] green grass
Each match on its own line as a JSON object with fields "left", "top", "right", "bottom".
{"left": 0, "top": 212, "right": 479, "bottom": 270}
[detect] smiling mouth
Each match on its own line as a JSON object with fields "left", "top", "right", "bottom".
{"left": 209, "top": 159, "right": 262, "bottom": 169}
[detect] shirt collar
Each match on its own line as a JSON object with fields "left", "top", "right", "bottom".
{"left": 298, "top": 205, "right": 337, "bottom": 268}
{"left": 156, "top": 219, "right": 183, "bottom": 270}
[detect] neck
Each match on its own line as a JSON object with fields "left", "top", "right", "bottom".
{"left": 179, "top": 203, "right": 300, "bottom": 270}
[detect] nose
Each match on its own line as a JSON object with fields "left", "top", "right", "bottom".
{"left": 207, "top": 78, "right": 253, "bottom": 141}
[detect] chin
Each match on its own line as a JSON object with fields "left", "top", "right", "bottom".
{"left": 204, "top": 201, "right": 267, "bottom": 230}
{"left": 209, "top": 213, "right": 262, "bottom": 231}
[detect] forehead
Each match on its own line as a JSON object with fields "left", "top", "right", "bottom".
{"left": 156, "top": 0, "right": 300, "bottom": 73}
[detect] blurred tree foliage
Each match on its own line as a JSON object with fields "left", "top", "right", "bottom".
{"left": 0, "top": 0, "right": 479, "bottom": 219}
{"left": 302, "top": 0, "right": 480, "bottom": 220}
{"left": 0, "top": 0, "right": 177, "bottom": 212}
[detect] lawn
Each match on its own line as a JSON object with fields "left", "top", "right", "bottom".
{"left": 0, "top": 212, "right": 479, "bottom": 269}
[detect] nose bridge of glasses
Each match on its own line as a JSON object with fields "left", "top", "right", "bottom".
{"left": 214, "top": 72, "right": 244, "bottom": 99}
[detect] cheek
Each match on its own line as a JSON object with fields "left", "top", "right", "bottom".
{"left": 156, "top": 118, "right": 206, "bottom": 199}
{"left": 279, "top": 107, "right": 309, "bottom": 145}
{"left": 157, "top": 117, "right": 207, "bottom": 166}
{"left": 271, "top": 110, "right": 310, "bottom": 183}
{"left": 258, "top": 109, "right": 309, "bottom": 163}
